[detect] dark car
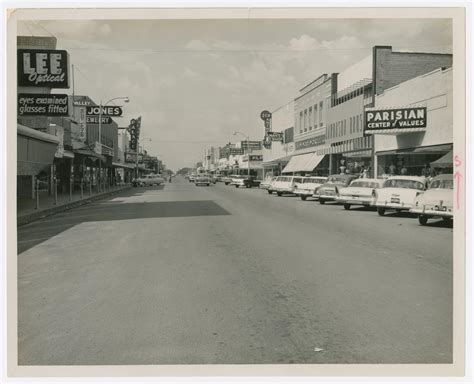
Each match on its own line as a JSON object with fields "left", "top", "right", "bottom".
{"left": 243, "top": 178, "right": 261, "bottom": 188}
{"left": 313, "top": 174, "right": 359, "bottom": 204}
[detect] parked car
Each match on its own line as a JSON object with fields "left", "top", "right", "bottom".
{"left": 260, "top": 176, "right": 276, "bottom": 190}
{"left": 409, "top": 174, "right": 453, "bottom": 225}
{"left": 194, "top": 174, "right": 212, "bottom": 186}
{"left": 188, "top": 173, "right": 197, "bottom": 182}
{"left": 374, "top": 175, "right": 427, "bottom": 216}
{"left": 314, "top": 174, "right": 359, "bottom": 204}
{"left": 335, "top": 178, "right": 384, "bottom": 210}
{"left": 293, "top": 176, "right": 328, "bottom": 201}
{"left": 243, "top": 178, "right": 261, "bottom": 188}
{"left": 270, "top": 176, "right": 304, "bottom": 196}
{"left": 230, "top": 175, "right": 247, "bottom": 188}
{"left": 134, "top": 174, "right": 165, "bottom": 187}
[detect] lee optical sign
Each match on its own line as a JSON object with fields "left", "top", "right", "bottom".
{"left": 365, "top": 107, "right": 427, "bottom": 130}
{"left": 18, "top": 49, "right": 69, "bottom": 88}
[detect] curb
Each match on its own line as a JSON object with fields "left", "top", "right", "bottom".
{"left": 17, "top": 187, "right": 131, "bottom": 227}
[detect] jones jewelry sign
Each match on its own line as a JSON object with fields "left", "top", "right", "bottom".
{"left": 18, "top": 49, "right": 69, "bottom": 88}
{"left": 86, "top": 105, "right": 123, "bottom": 117}
{"left": 365, "top": 107, "right": 427, "bottom": 130}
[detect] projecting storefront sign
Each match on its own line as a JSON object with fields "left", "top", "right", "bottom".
{"left": 229, "top": 148, "right": 244, "bottom": 155}
{"left": 125, "top": 152, "right": 137, "bottom": 163}
{"left": 365, "top": 107, "right": 427, "bottom": 130}
{"left": 18, "top": 93, "right": 69, "bottom": 116}
{"left": 18, "top": 49, "right": 69, "bottom": 88}
{"left": 86, "top": 116, "right": 112, "bottom": 124}
{"left": 267, "top": 132, "right": 284, "bottom": 142}
{"left": 86, "top": 105, "right": 123, "bottom": 117}
{"left": 295, "top": 134, "right": 326, "bottom": 150}
{"left": 241, "top": 140, "right": 262, "bottom": 150}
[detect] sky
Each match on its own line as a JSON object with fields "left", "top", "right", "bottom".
{"left": 18, "top": 18, "right": 452, "bottom": 171}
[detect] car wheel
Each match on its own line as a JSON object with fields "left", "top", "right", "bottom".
{"left": 277, "top": 192, "right": 282, "bottom": 196}
{"left": 344, "top": 203, "right": 351, "bottom": 210}
{"left": 246, "top": 185, "right": 251, "bottom": 188}
{"left": 319, "top": 199, "right": 325, "bottom": 204}
{"left": 442, "top": 217, "right": 452, "bottom": 224}
{"left": 268, "top": 190, "right": 272, "bottom": 194}
{"left": 235, "top": 185, "right": 239, "bottom": 188}
{"left": 207, "top": 183, "right": 210, "bottom": 186}
{"left": 225, "top": 182, "right": 229, "bottom": 185}
{"left": 300, "top": 195, "right": 307, "bottom": 201}
{"left": 377, "top": 207, "right": 385, "bottom": 216}
{"left": 418, "top": 215, "right": 428, "bottom": 226}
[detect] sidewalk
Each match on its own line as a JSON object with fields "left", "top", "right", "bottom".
{"left": 17, "top": 184, "right": 131, "bottom": 227}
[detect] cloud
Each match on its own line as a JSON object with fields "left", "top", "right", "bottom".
{"left": 288, "top": 34, "right": 319, "bottom": 51}
{"left": 182, "top": 68, "right": 198, "bottom": 78}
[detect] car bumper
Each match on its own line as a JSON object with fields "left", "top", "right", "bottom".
{"left": 274, "top": 188, "right": 295, "bottom": 193}
{"left": 375, "top": 201, "right": 414, "bottom": 210}
{"left": 336, "top": 196, "right": 375, "bottom": 206}
{"left": 294, "top": 189, "right": 313, "bottom": 196}
{"left": 409, "top": 207, "right": 453, "bottom": 217}
{"left": 318, "top": 194, "right": 337, "bottom": 201}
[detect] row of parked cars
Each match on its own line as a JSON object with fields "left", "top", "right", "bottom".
{"left": 259, "top": 173, "right": 453, "bottom": 226}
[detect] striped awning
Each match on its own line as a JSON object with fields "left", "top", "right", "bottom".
{"left": 366, "top": 127, "right": 426, "bottom": 135}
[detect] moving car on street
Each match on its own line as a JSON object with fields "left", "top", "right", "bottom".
{"left": 409, "top": 174, "right": 453, "bottom": 225}
{"left": 336, "top": 178, "right": 384, "bottom": 210}
{"left": 243, "top": 178, "right": 261, "bottom": 188}
{"left": 314, "top": 174, "right": 359, "bottom": 204}
{"left": 374, "top": 175, "right": 427, "bottom": 216}
{"left": 270, "top": 176, "right": 304, "bottom": 196}
{"left": 134, "top": 174, "right": 166, "bottom": 187}
{"left": 230, "top": 175, "right": 247, "bottom": 188}
{"left": 194, "top": 174, "right": 212, "bottom": 186}
{"left": 222, "top": 175, "right": 238, "bottom": 185}
{"left": 293, "top": 176, "right": 328, "bottom": 201}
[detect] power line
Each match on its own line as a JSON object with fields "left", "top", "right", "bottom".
{"left": 57, "top": 44, "right": 452, "bottom": 54}
{"left": 32, "top": 21, "right": 56, "bottom": 38}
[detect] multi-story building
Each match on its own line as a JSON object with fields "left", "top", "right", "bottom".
{"left": 282, "top": 74, "right": 338, "bottom": 175}
{"left": 325, "top": 46, "right": 452, "bottom": 176}
{"left": 368, "top": 67, "right": 452, "bottom": 177}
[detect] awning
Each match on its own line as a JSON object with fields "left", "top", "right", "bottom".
{"left": 263, "top": 154, "right": 292, "bottom": 167}
{"left": 17, "top": 124, "right": 59, "bottom": 176}
{"left": 430, "top": 150, "right": 453, "bottom": 168}
{"left": 282, "top": 152, "right": 325, "bottom": 173}
{"left": 344, "top": 149, "right": 373, "bottom": 158}
{"left": 366, "top": 127, "right": 426, "bottom": 135}
{"left": 112, "top": 162, "right": 136, "bottom": 169}
{"left": 376, "top": 144, "right": 452, "bottom": 156}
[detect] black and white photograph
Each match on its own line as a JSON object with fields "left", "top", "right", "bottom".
{"left": 3, "top": 4, "right": 469, "bottom": 380}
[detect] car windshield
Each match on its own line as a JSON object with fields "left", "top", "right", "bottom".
{"left": 276, "top": 176, "right": 291, "bottom": 182}
{"left": 429, "top": 179, "right": 453, "bottom": 189}
{"left": 304, "top": 178, "right": 326, "bottom": 184}
{"left": 384, "top": 179, "right": 425, "bottom": 190}
{"left": 349, "top": 180, "right": 380, "bottom": 189}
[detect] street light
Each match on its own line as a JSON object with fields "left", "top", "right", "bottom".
{"left": 98, "top": 96, "right": 130, "bottom": 192}
{"left": 233, "top": 131, "right": 250, "bottom": 179}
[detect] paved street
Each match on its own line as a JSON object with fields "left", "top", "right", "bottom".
{"left": 18, "top": 176, "right": 453, "bottom": 365}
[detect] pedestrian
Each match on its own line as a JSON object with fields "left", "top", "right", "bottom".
{"left": 400, "top": 166, "right": 408, "bottom": 175}
{"left": 169, "top": 175, "right": 172, "bottom": 183}
{"left": 389, "top": 163, "right": 396, "bottom": 175}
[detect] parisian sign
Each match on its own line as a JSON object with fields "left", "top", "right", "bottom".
{"left": 18, "top": 49, "right": 69, "bottom": 88}
{"left": 86, "top": 105, "right": 123, "bottom": 117}
{"left": 18, "top": 93, "right": 69, "bottom": 116}
{"left": 365, "top": 107, "right": 427, "bottom": 130}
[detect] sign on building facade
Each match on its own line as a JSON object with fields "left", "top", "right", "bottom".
{"left": 365, "top": 107, "right": 427, "bottom": 130}
{"left": 18, "top": 49, "right": 69, "bottom": 88}
{"left": 18, "top": 93, "right": 69, "bottom": 116}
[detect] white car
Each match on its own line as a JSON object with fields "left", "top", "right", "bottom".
{"left": 336, "top": 178, "right": 384, "bottom": 210}
{"left": 136, "top": 174, "right": 165, "bottom": 186}
{"left": 410, "top": 174, "right": 453, "bottom": 225}
{"left": 260, "top": 176, "right": 276, "bottom": 190}
{"left": 194, "top": 174, "right": 212, "bottom": 186}
{"left": 293, "top": 176, "right": 328, "bottom": 201}
{"left": 222, "top": 175, "right": 238, "bottom": 185}
{"left": 374, "top": 175, "right": 427, "bottom": 216}
{"left": 230, "top": 175, "right": 247, "bottom": 188}
{"left": 269, "top": 176, "right": 304, "bottom": 196}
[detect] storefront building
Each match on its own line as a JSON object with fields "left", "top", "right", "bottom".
{"left": 17, "top": 35, "right": 71, "bottom": 199}
{"left": 262, "top": 101, "right": 295, "bottom": 177}
{"left": 368, "top": 67, "right": 452, "bottom": 177}
{"left": 284, "top": 74, "right": 338, "bottom": 175}
{"left": 326, "top": 45, "right": 453, "bottom": 177}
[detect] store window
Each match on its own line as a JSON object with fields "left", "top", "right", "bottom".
{"left": 308, "top": 107, "right": 312, "bottom": 130}
{"left": 314, "top": 104, "right": 318, "bottom": 127}
{"left": 299, "top": 112, "right": 303, "bottom": 133}
{"left": 304, "top": 109, "right": 308, "bottom": 132}
{"left": 319, "top": 101, "right": 323, "bottom": 126}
